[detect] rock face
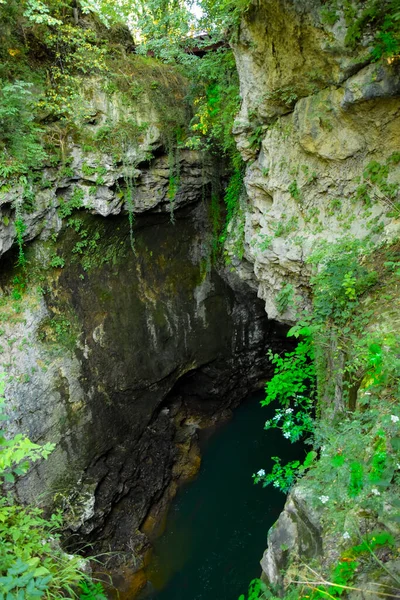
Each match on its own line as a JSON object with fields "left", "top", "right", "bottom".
{"left": 231, "top": 0, "right": 400, "bottom": 323}
{"left": 229, "top": 0, "right": 400, "bottom": 589}
{"left": 0, "top": 70, "right": 195, "bottom": 258}
{"left": 260, "top": 484, "right": 322, "bottom": 590}
{"left": 1, "top": 201, "right": 286, "bottom": 579}
{"left": 0, "top": 64, "right": 289, "bottom": 584}
{"left": 2, "top": 1, "right": 399, "bottom": 590}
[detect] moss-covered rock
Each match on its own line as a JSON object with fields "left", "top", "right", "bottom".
{"left": 0, "top": 198, "right": 287, "bottom": 580}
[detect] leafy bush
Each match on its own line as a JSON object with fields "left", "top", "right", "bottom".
{"left": 0, "top": 376, "right": 107, "bottom": 600}
{"left": 0, "top": 80, "right": 46, "bottom": 179}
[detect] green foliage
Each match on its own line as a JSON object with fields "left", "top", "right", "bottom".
{"left": 271, "top": 215, "right": 299, "bottom": 238}
{"left": 257, "top": 234, "right": 273, "bottom": 252}
{"left": 263, "top": 404, "right": 315, "bottom": 445}
{"left": 14, "top": 218, "right": 27, "bottom": 268}
{"left": 10, "top": 276, "right": 26, "bottom": 303}
{"left": 49, "top": 254, "right": 65, "bottom": 269}
{"left": 348, "top": 460, "right": 364, "bottom": 497}
{"left": 254, "top": 330, "right": 316, "bottom": 492}
{"left": 0, "top": 0, "right": 251, "bottom": 278}
{"left": 238, "top": 578, "right": 270, "bottom": 600}
{"left": 288, "top": 180, "right": 301, "bottom": 202}
{"left": 0, "top": 1, "right": 114, "bottom": 178}
{"left": 320, "top": 5, "right": 340, "bottom": 26}
{"left": 79, "top": 580, "right": 107, "bottom": 600}
{"left": 275, "top": 283, "right": 295, "bottom": 314}
{"left": 323, "top": 559, "right": 359, "bottom": 598}
{"left": 0, "top": 80, "right": 47, "bottom": 179}
{"left": 0, "top": 381, "right": 54, "bottom": 484}
{"left": 308, "top": 238, "right": 378, "bottom": 324}
{"left": 321, "top": 0, "right": 400, "bottom": 61}
{"left": 220, "top": 160, "right": 247, "bottom": 262}
{"left": 58, "top": 188, "right": 85, "bottom": 219}
{"left": 22, "top": 0, "right": 63, "bottom": 26}
{"left": 353, "top": 158, "right": 399, "bottom": 216}
{"left": 350, "top": 530, "right": 395, "bottom": 556}
{"left": 34, "top": 24, "right": 107, "bottom": 123}
{"left": 38, "top": 314, "right": 79, "bottom": 350}
{"left": 255, "top": 236, "right": 400, "bottom": 508}
{"left": 263, "top": 334, "right": 316, "bottom": 409}
{"left": 199, "top": 0, "right": 252, "bottom": 33}
{"left": 239, "top": 580, "right": 300, "bottom": 600}
{"left": 262, "top": 85, "right": 298, "bottom": 111}
{"left": 254, "top": 456, "right": 301, "bottom": 493}
{"left": 0, "top": 376, "right": 107, "bottom": 599}
{"left": 223, "top": 166, "right": 244, "bottom": 228}
{"left": 247, "top": 121, "right": 267, "bottom": 152}
{"left": 186, "top": 48, "right": 242, "bottom": 160}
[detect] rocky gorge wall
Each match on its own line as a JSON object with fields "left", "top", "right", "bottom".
{"left": 231, "top": 0, "right": 400, "bottom": 323}
{"left": 229, "top": 0, "right": 400, "bottom": 594}
{"left": 0, "top": 56, "right": 290, "bottom": 593}
{"left": 1, "top": 2, "right": 400, "bottom": 595}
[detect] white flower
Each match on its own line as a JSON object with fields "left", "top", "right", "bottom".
{"left": 257, "top": 469, "right": 266, "bottom": 477}
{"left": 273, "top": 481, "right": 280, "bottom": 488}
{"left": 273, "top": 415, "right": 280, "bottom": 421}
{"left": 286, "top": 408, "right": 293, "bottom": 414}
{"left": 319, "top": 495, "right": 329, "bottom": 504}
{"left": 371, "top": 488, "right": 381, "bottom": 496}
{"left": 397, "top": 464, "right": 400, "bottom": 470}
{"left": 320, "top": 445, "right": 328, "bottom": 457}
{"left": 283, "top": 432, "right": 291, "bottom": 439}
{"left": 391, "top": 415, "right": 399, "bottom": 423}
{"left": 343, "top": 531, "right": 351, "bottom": 540}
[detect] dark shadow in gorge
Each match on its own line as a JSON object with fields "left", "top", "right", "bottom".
{"left": 138, "top": 390, "right": 305, "bottom": 600}
{"left": 0, "top": 199, "right": 292, "bottom": 589}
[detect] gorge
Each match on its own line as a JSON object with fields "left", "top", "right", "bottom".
{"left": 0, "top": 1, "right": 400, "bottom": 599}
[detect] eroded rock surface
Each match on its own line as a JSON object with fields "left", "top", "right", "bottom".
{"left": 228, "top": 0, "right": 400, "bottom": 590}
{"left": 0, "top": 63, "right": 290, "bottom": 585}
{"left": 260, "top": 484, "right": 323, "bottom": 590}
{"left": 0, "top": 202, "right": 287, "bottom": 580}
{"left": 231, "top": 0, "right": 400, "bottom": 323}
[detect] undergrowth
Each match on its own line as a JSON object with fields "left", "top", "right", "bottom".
{"left": 0, "top": 376, "right": 108, "bottom": 599}
{"left": 250, "top": 236, "right": 400, "bottom": 599}
{"left": 320, "top": 0, "right": 400, "bottom": 61}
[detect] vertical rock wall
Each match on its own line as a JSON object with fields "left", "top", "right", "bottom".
{"left": 0, "top": 201, "right": 287, "bottom": 579}
{"left": 231, "top": 0, "right": 400, "bottom": 323}
{"left": 0, "top": 61, "right": 288, "bottom": 585}
{"left": 230, "top": 0, "right": 400, "bottom": 590}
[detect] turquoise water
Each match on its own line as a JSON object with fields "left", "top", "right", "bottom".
{"left": 141, "top": 391, "right": 304, "bottom": 600}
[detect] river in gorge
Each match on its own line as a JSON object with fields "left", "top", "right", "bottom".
{"left": 136, "top": 390, "right": 304, "bottom": 600}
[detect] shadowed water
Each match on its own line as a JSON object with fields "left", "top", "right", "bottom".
{"left": 140, "top": 391, "right": 304, "bottom": 600}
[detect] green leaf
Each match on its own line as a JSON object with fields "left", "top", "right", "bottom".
{"left": 32, "top": 567, "right": 50, "bottom": 577}
{"left": 26, "top": 558, "right": 40, "bottom": 568}
{"left": 331, "top": 454, "right": 345, "bottom": 467}
{"left": 303, "top": 450, "right": 317, "bottom": 469}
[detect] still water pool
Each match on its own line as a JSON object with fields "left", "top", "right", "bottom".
{"left": 139, "top": 391, "right": 303, "bottom": 600}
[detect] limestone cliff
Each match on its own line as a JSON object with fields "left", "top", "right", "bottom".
{"left": 231, "top": 0, "right": 400, "bottom": 322}
{"left": 230, "top": 0, "right": 400, "bottom": 595}
{"left": 0, "top": 55, "right": 289, "bottom": 591}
